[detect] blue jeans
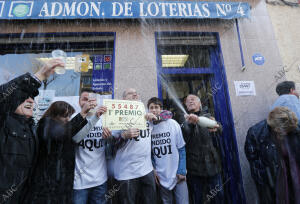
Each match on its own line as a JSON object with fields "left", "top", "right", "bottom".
{"left": 118, "top": 171, "right": 156, "bottom": 204}
{"left": 159, "top": 181, "right": 189, "bottom": 204}
{"left": 187, "top": 174, "right": 224, "bottom": 204}
{"left": 73, "top": 182, "right": 107, "bottom": 204}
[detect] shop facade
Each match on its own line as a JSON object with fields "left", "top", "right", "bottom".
{"left": 266, "top": 0, "right": 300, "bottom": 85}
{"left": 0, "top": 0, "right": 285, "bottom": 203}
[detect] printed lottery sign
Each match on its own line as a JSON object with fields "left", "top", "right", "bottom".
{"left": 102, "top": 99, "right": 147, "bottom": 130}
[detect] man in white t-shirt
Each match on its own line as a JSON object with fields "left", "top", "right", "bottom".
{"left": 104, "top": 88, "right": 157, "bottom": 204}
{"left": 148, "top": 97, "right": 189, "bottom": 204}
{"left": 73, "top": 89, "right": 111, "bottom": 204}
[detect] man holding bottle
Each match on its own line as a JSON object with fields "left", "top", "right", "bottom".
{"left": 181, "top": 94, "right": 223, "bottom": 204}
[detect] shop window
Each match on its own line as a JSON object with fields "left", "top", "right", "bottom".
{"left": 0, "top": 33, "right": 115, "bottom": 119}
{"left": 0, "top": 33, "right": 114, "bottom": 96}
{"left": 157, "top": 33, "right": 217, "bottom": 68}
{"left": 156, "top": 33, "right": 218, "bottom": 120}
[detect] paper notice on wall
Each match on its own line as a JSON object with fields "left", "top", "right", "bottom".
{"left": 102, "top": 99, "right": 147, "bottom": 130}
{"left": 234, "top": 81, "right": 256, "bottom": 96}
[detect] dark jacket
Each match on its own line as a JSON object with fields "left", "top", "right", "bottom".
{"left": 28, "top": 114, "right": 87, "bottom": 204}
{"left": 181, "top": 111, "right": 222, "bottom": 177}
{"left": 244, "top": 120, "right": 300, "bottom": 204}
{"left": 0, "top": 73, "right": 41, "bottom": 204}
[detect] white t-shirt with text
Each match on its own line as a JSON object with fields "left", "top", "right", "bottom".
{"left": 73, "top": 119, "right": 107, "bottom": 189}
{"left": 113, "top": 122, "right": 153, "bottom": 180}
{"left": 151, "top": 119, "right": 185, "bottom": 190}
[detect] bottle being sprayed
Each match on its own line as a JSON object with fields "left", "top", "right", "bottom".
{"left": 184, "top": 114, "right": 219, "bottom": 128}
{"left": 197, "top": 116, "right": 219, "bottom": 128}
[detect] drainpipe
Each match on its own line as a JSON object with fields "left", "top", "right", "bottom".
{"left": 235, "top": 19, "right": 246, "bottom": 71}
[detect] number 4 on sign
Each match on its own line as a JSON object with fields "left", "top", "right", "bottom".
{"left": 237, "top": 3, "right": 245, "bottom": 16}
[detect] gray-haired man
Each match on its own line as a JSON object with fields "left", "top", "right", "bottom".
{"left": 181, "top": 94, "right": 223, "bottom": 204}
{"left": 104, "top": 88, "right": 157, "bottom": 204}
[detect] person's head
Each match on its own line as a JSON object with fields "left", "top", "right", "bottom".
{"left": 79, "top": 88, "right": 94, "bottom": 109}
{"left": 185, "top": 94, "right": 202, "bottom": 113}
{"left": 123, "top": 88, "right": 139, "bottom": 101}
{"left": 42, "top": 101, "right": 75, "bottom": 124}
{"left": 267, "top": 107, "right": 298, "bottom": 140}
{"left": 15, "top": 97, "right": 35, "bottom": 118}
{"left": 147, "top": 97, "right": 163, "bottom": 116}
{"left": 276, "top": 81, "right": 299, "bottom": 98}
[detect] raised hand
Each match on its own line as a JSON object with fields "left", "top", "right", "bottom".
{"left": 96, "top": 106, "right": 107, "bottom": 118}
{"left": 35, "top": 58, "right": 65, "bottom": 81}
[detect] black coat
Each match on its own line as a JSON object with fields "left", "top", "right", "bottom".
{"left": 27, "top": 114, "right": 87, "bottom": 204}
{"left": 0, "top": 73, "right": 41, "bottom": 204}
{"left": 244, "top": 120, "right": 300, "bottom": 203}
{"left": 180, "top": 111, "right": 222, "bottom": 177}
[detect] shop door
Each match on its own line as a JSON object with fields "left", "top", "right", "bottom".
{"left": 156, "top": 32, "right": 246, "bottom": 204}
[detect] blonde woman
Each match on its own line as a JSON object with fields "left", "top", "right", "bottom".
{"left": 245, "top": 107, "right": 300, "bottom": 204}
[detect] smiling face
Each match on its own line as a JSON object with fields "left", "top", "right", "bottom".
{"left": 15, "top": 97, "right": 35, "bottom": 118}
{"left": 185, "top": 95, "right": 202, "bottom": 113}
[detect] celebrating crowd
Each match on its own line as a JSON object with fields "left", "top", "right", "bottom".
{"left": 0, "top": 60, "right": 299, "bottom": 204}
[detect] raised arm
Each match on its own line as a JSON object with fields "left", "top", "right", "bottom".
{"left": 72, "top": 115, "right": 99, "bottom": 143}
{"left": 72, "top": 106, "right": 107, "bottom": 143}
{"left": 38, "top": 114, "right": 87, "bottom": 144}
{"left": 0, "top": 59, "right": 64, "bottom": 116}
{"left": 65, "top": 113, "right": 88, "bottom": 138}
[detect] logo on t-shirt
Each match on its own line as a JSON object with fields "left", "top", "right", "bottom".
{"left": 129, "top": 122, "right": 151, "bottom": 142}
{"left": 78, "top": 126, "right": 105, "bottom": 151}
{"left": 152, "top": 131, "right": 172, "bottom": 158}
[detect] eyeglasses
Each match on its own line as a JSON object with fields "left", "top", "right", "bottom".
{"left": 126, "top": 92, "right": 138, "bottom": 96}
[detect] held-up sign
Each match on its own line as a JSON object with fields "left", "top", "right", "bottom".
{"left": 102, "top": 99, "right": 147, "bottom": 130}
{"left": 234, "top": 81, "right": 256, "bottom": 96}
